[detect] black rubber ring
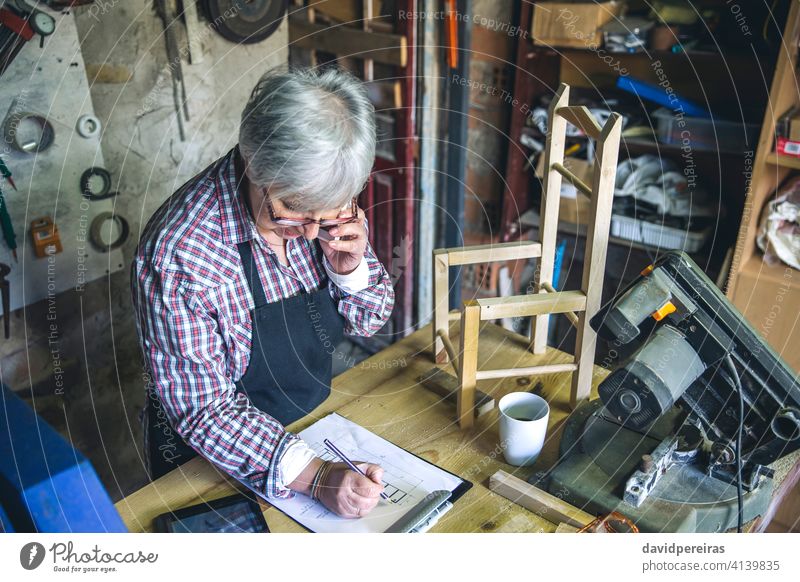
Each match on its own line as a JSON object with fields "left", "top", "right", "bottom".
{"left": 81, "top": 167, "right": 117, "bottom": 201}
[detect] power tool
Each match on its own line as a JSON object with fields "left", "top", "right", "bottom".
{"left": 544, "top": 251, "right": 800, "bottom": 532}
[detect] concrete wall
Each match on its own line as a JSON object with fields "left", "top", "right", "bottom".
{"left": 0, "top": 2, "right": 287, "bottom": 500}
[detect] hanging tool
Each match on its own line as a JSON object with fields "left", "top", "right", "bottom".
{"left": 202, "top": 0, "right": 288, "bottom": 45}
{"left": 6, "top": 1, "right": 55, "bottom": 48}
{"left": 0, "top": 156, "right": 17, "bottom": 191}
{"left": 80, "top": 166, "right": 118, "bottom": 201}
{"left": 0, "top": 6, "right": 35, "bottom": 76}
{"left": 0, "top": 187, "right": 17, "bottom": 262}
{"left": 445, "top": 0, "right": 458, "bottom": 69}
{"left": 30, "top": 216, "right": 62, "bottom": 257}
{"left": 0, "top": 262, "right": 9, "bottom": 339}
{"left": 155, "top": 0, "right": 189, "bottom": 141}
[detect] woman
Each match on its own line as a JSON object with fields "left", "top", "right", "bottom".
{"left": 132, "top": 67, "right": 394, "bottom": 519}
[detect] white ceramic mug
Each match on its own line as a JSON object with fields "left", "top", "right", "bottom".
{"left": 498, "top": 392, "right": 550, "bottom": 466}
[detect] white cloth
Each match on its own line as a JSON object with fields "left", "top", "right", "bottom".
{"left": 278, "top": 439, "right": 318, "bottom": 488}
{"left": 323, "top": 255, "right": 371, "bottom": 294}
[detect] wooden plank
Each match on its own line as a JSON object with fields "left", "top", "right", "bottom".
{"left": 433, "top": 250, "right": 450, "bottom": 363}
{"left": 555, "top": 105, "right": 602, "bottom": 139}
{"left": 445, "top": 241, "right": 542, "bottom": 265}
{"left": 289, "top": 17, "right": 407, "bottom": 67}
{"left": 532, "top": 83, "right": 569, "bottom": 353}
{"left": 571, "top": 113, "right": 622, "bottom": 407}
{"left": 475, "top": 363, "right": 577, "bottom": 380}
{"left": 417, "top": 367, "right": 495, "bottom": 418}
{"left": 457, "top": 301, "right": 481, "bottom": 429}
{"left": 489, "top": 470, "right": 594, "bottom": 529}
{"left": 477, "top": 290, "right": 586, "bottom": 321}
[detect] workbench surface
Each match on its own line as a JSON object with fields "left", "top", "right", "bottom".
{"left": 117, "top": 321, "right": 608, "bottom": 533}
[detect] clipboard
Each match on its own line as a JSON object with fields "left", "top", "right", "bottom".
{"left": 268, "top": 413, "right": 472, "bottom": 533}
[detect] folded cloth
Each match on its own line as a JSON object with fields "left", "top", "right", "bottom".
{"left": 757, "top": 177, "right": 800, "bottom": 271}
{"left": 614, "top": 154, "right": 713, "bottom": 218}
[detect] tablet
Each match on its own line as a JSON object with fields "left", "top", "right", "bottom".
{"left": 152, "top": 493, "right": 270, "bottom": 533}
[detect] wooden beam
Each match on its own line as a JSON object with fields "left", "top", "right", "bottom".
{"left": 541, "top": 282, "right": 580, "bottom": 327}
{"left": 436, "top": 328, "right": 459, "bottom": 375}
{"left": 289, "top": 17, "right": 407, "bottom": 67}
{"left": 362, "top": 0, "right": 374, "bottom": 81}
{"left": 417, "top": 368, "right": 494, "bottom": 418}
{"left": 552, "top": 162, "right": 592, "bottom": 198}
{"left": 433, "top": 251, "right": 450, "bottom": 363}
{"left": 477, "top": 290, "right": 586, "bottom": 321}
{"left": 444, "top": 241, "right": 542, "bottom": 266}
{"left": 475, "top": 363, "right": 577, "bottom": 380}
{"left": 571, "top": 113, "right": 622, "bottom": 408}
{"left": 555, "top": 105, "right": 603, "bottom": 139}
{"left": 457, "top": 301, "right": 481, "bottom": 429}
{"left": 532, "top": 83, "right": 569, "bottom": 354}
{"left": 489, "top": 470, "right": 594, "bottom": 528}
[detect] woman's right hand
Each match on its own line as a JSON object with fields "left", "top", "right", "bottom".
{"left": 317, "top": 462, "right": 385, "bottom": 518}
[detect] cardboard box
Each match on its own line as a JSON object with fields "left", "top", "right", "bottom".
{"left": 536, "top": 156, "right": 594, "bottom": 226}
{"left": 790, "top": 113, "right": 800, "bottom": 142}
{"left": 776, "top": 105, "right": 800, "bottom": 141}
{"left": 532, "top": 1, "right": 623, "bottom": 48}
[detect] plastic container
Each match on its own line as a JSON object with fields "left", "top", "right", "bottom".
{"left": 652, "top": 108, "right": 760, "bottom": 153}
{"left": 610, "top": 214, "right": 711, "bottom": 253}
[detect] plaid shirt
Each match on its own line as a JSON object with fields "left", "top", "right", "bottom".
{"left": 131, "top": 147, "right": 394, "bottom": 499}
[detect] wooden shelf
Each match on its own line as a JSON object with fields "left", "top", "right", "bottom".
{"left": 726, "top": 0, "right": 800, "bottom": 373}
{"left": 559, "top": 46, "right": 753, "bottom": 61}
{"left": 766, "top": 152, "right": 800, "bottom": 170}
{"left": 522, "top": 127, "right": 748, "bottom": 157}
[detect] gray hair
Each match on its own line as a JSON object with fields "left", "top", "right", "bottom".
{"left": 239, "top": 67, "right": 376, "bottom": 212}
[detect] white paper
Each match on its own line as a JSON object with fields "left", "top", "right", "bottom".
{"left": 269, "top": 413, "right": 464, "bottom": 533}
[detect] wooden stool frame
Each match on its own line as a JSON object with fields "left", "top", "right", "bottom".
{"left": 432, "top": 83, "right": 622, "bottom": 428}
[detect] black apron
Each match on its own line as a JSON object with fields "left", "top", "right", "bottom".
{"left": 144, "top": 239, "right": 345, "bottom": 479}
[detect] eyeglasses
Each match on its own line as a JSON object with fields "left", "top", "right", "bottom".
{"left": 264, "top": 191, "right": 359, "bottom": 228}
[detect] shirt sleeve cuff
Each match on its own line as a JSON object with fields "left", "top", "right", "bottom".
{"left": 266, "top": 432, "right": 301, "bottom": 499}
{"left": 323, "top": 256, "right": 371, "bottom": 294}
{"left": 276, "top": 438, "right": 317, "bottom": 489}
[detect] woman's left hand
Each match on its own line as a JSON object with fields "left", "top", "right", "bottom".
{"left": 318, "top": 207, "right": 368, "bottom": 275}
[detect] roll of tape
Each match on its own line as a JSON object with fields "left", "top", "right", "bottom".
{"left": 3, "top": 112, "right": 55, "bottom": 153}
{"left": 90, "top": 212, "right": 129, "bottom": 252}
{"left": 80, "top": 167, "right": 117, "bottom": 201}
{"left": 76, "top": 114, "right": 101, "bottom": 139}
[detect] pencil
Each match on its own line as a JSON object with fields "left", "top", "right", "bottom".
{"left": 323, "top": 438, "right": 389, "bottom": 500}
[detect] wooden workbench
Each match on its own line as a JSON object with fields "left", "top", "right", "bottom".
{"left": 117, "top": 320, "right": 608, "bottom": 533}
